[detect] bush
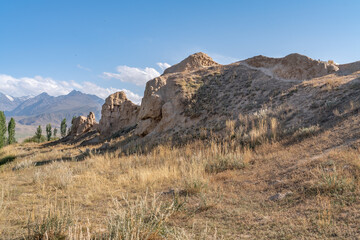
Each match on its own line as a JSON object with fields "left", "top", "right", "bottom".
{"left": 293, "top": 125, "right": 320, "bottom": 139}
{"left": 107, "top": 193, "right": 176, "bottom": 239}
{"left": 23, "top": 135, "right": 46, "bottom": 143}
{"left": 205, "top": 155, "right": 245, "bottom": 174}
{"left": 26, "top": 202, "right": 73, "bottom": 239}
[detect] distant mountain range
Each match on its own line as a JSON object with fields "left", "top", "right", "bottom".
{"left": 1, "top": 90, "right": 104, "bottom": 126}
{"left": 0, "top": 93, "right": 32, "bottom": 111}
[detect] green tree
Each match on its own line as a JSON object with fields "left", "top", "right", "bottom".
{"left": 53, "top": 128, "right": 58, "bottom": 138}
{"left": 0, "top": 111, "right": 7, "bottom": 148}
{"left": 35, "top": 125, "right": 42, "bottom": 143}
{"left": 60, "top": 118, "right": 67, "bottom": 137}
{"left": 7, "top": 118, "right": 16, "bottom": 144}
{"left": 46, "top": 123, "right": 52, "bottom": 141}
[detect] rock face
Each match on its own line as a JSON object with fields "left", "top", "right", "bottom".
{"left": 245, "top": 53, "right": 339, "bottom": 80}
{"left": 99, "top": 91, "right": 140, "bottom": 138}
{"left": 163, "top": 52, "right": 219, "bottom": 74}
{"left": 135, "top": 53, "right": 220, "bottom": 136}
{"left": 70, "top": 112, "right": 98, "bottom": 136}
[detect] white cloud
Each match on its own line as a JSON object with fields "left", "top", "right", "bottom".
{"left": 157, "top": 62, "right": 171, "bottom": 71}
{"left": 77, "top": 82, "right": 142, "bottom": 104}
{"left": 209, "top": 53, "right": 239, "bottom": 64}
{"left": 0, "top": 74, "right": 142, "bottom": 104}
{"left": 103, "top": 65, "right": 161, "bottom": 86}
{"left": 77, "top": 64, "right": 92, "bottom": 72}
{"left": 0, "top": 74, "right": 71, "bottom": 97}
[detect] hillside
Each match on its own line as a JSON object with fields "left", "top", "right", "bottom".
{"left": 0, "top": 52, "right": 360, "bottom": 239}
{"left": 65, "top": 52, "right": 360, "bottom": 149}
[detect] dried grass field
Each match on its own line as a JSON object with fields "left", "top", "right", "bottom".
{"left": 0, "top": 110, "right": 359, "bottom": 239}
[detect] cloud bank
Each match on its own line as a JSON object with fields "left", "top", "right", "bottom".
{"left": 0, "top": 74, "right": 142, "bottom": 104}
{"left": 103, "top": 62, "right": 171, "bottom": 86}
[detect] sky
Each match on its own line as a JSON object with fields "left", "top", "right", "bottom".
{"left": 1, "top": 0, "right": 360, "bottom": 103}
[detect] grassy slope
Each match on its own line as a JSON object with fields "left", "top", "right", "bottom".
{"left": 0, "top": 110, "right": 359, "bottom": 239}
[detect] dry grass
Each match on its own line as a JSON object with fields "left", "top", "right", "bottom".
{"left": 0, "top": 114, "right": 359, "bottom": 239}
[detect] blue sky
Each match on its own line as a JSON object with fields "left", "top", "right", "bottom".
{"left": 1, "top": 0, "right": 359, "bottom": 103}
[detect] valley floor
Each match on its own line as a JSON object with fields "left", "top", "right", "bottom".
{"left": 0, "top": 115, "right": 360, "bottom": 239}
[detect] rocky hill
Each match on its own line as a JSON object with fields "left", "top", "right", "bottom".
{"left": 4, "top": 52, "right": 360, "bottom": 239}
{"left": 66, "top": 52, "right": 360, "bottom": 150}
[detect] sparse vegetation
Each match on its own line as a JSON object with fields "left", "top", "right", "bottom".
{"left": 106, "top": 193, "right": 177, "bottom": 239}
{"left": 0, "top": 112, "right": 358, "bottom": 239}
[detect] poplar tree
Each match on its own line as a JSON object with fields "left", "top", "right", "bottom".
{"left": 7, "top": 117, "right": 16, "bottom": 144}
{"left": 35, "top": 125, "right": 42, "bottom": 143}
{"left": 60, "top": 118, "right": 67, "bottom": 137}
{"left": 53, "top": 128, "right": 58, "bottom": 138}
{"left": 46, "top": 123, "right": 52, "bottom": 141}
{"left": 0, "top": 111, "right": 7, "bottom": 148}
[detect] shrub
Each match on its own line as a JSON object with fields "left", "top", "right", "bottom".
{"left": 205, "top": 155, "right": 245, "bottom": 174}
{"left": 23, "top": 135, "right": 46, "bottom": 143}
{"left": 107, "top": 193, "right": 176, "bottom": 239}
{"left": 293, "top": 125, "right": 320, "bottom": 139}
{"left": 26, "top": 202, "right": 73, "bottom": 239}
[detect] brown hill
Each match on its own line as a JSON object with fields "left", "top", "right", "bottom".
{"left": 3, "top": 52, "right": 360, "bottom": 239}
{"left": 62, "top": 52, "right": 360, "bottom": 151}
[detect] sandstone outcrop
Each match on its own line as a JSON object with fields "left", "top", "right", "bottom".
{"left": 99, "top": 91, "right": 140, "bottom": 138}
{"left": 64, "top": 52, "right": 360, "bottom": 146}
{"left": 70, "top": 112, "right": 98, "bottom": 136}
{"left": 135, "top": 53, "right": 220, "bottom": 136}
{"left": 245, "top": 53, "right": 339, "bottom": 80}
{"left": 163, "top": 52, "right": 220, "bottom": 74}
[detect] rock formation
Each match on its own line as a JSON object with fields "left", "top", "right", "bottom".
{"left": 64, "top": 52, "right": 360, "bottom": 146}
{"left": 135, "top": 53, "right": 220, "bottom": 136}
{"left": 99, "top": 91, "right": 140, "bottom": 138}
{"left": 163, "top": 52, "right": 219, "bottom": 74}
{"left": 245, "top": 53, "right": 339, "bottom": 80}
{"left": 70, "top": 112, "right": 98, "bottom": 136}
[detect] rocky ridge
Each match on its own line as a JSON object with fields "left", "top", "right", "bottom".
{"left": 65, "top": 52, "right": 360, "bottom": 148}
{"left": 244, "top": 53, "right": 339, "bottom": 80}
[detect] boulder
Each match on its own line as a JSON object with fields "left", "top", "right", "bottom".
{"left": 99, "top": 91, "right": 140, "bottom": 138}
{"left": 70, "top": 112, "right": 97, "bottom": 136}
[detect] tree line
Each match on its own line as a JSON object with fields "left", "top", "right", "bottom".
{"left": 27, "top": 118, "right": 70, "bottom": 143}
{"left": 0, "top": 112, "right": 73, "bottom": 145}
{"left": 0, "top": 111, "right": 16, "bottom": 149}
